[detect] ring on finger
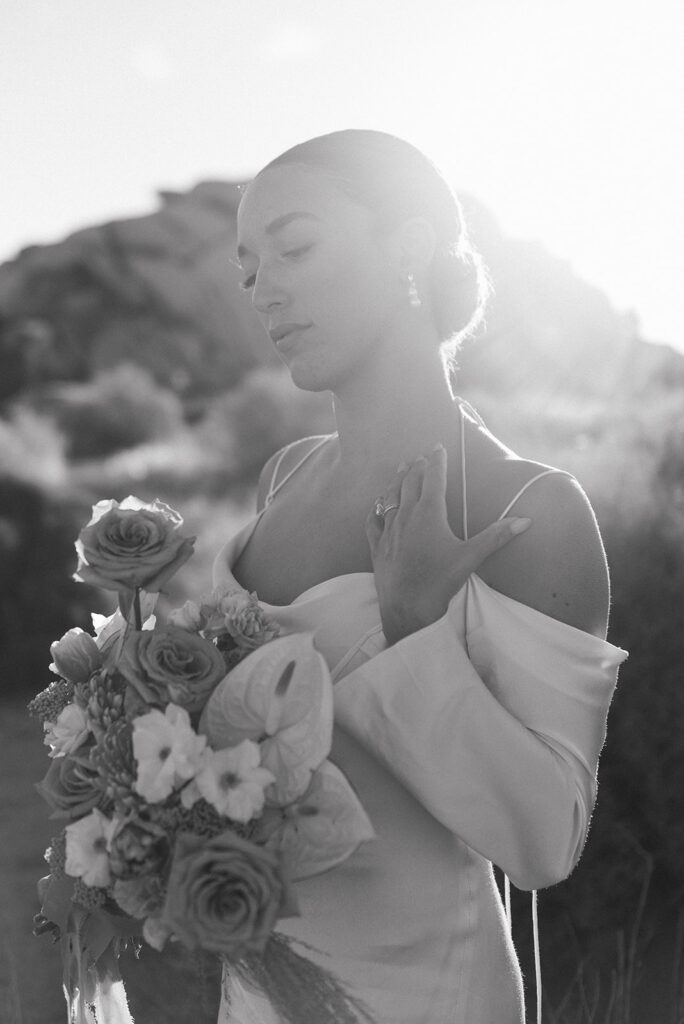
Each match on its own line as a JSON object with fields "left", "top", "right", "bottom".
{"left": 374, "top": 500, "right": 400, "bottom": 520}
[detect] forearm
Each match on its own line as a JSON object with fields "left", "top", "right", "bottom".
{"left": 334, "top": 583, "right": 624, "bottom": 890}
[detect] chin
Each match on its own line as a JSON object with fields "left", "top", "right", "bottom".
{"left": 287, "top": 366, "right": 332, "bottom": 394}
{"left": 283, "top": 350, "right": 336, "bottom": 393}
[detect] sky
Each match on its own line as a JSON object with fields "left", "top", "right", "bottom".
{"left": 2, "top": 0, "right": 683, "bottom": 350}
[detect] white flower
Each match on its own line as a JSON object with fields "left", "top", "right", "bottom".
{"left": 167, "top": 599, "right": 202, "bottom": 633}
{"left": 43, "top": 703, "right": 90, "bottom": 757}
{"left": 91, "top": 602, "right": 157, "bottom": 660}
{"left": 132, "top": 704, "right": 207, "bottom": 803}
{"left": 200, "top": 634, "right": 333, "bottom": 805}
{"left": 65, "top": 808, "right": 116, "bottom": 888}
{"left": 182, "top": 740, "right": 274, "bottom": 823}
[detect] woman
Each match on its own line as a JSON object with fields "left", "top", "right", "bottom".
{"left": 213, "top": 130, "right": 627, "bottom": 1023}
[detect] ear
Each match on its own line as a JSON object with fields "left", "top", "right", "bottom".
{"left": 389, "top": 217, "right": 437, "bottom": 277}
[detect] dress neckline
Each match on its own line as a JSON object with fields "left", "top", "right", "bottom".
{"left": 224, "top": 507, "right": 375, "bottom": 609}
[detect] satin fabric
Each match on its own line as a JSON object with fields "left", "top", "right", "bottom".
{"left": 212, "top": 512, "right": 627, "bottom": 1024}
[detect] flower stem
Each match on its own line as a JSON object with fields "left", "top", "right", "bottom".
{"left": 134, "top": 588, "right": 142, "bottom": 632}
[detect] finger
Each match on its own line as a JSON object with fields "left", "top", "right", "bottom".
{"left": 466, "top": 516, "right": 532, "bottom": 569}
{"left": 381, "top": 467, "right": 406, "bottom": 512}
{"left": 399, "top": 456, "right": 426, "bottom": 507}
{"left": 365, "top": 505, "right": 383, "bottom": 552}
{"left": 419, "top": 444, "right": 448, "bottom": 509}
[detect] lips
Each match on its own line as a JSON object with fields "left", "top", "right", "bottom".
{"left": 268, "top": 323, "right": 311, "bottom": 344}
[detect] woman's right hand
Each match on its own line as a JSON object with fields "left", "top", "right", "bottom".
{"left": 365, "top": 445, "right": 532, "bottom": 644}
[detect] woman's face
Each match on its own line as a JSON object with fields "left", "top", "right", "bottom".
{"left": 236, "top": 164, "right": 402, "bottom": 392}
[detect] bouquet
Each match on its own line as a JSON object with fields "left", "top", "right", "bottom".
{"left": 29, "top": 496, "right": 375, "bottom": 1024}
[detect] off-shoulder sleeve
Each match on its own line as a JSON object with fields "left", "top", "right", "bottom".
{"left": 333, "top": 575, "right": 627, "bottom": 891}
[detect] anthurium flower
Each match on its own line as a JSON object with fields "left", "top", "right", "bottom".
{"left": 132, "top": 704, "right": 207, "bottom": 803}
{"left": 263, "top": 760, "right": 376, "bottom": 880}
{"left": 49, "top": 628, "right": 102, "bottom": 684}
{"left": 65, "top": 808, "right": 116, "bottom": 888}
{"left": 199, "top": 634, "right": 333, "bottom": 806}
{"left": 43, "top": 703, "right": 90, "bottom": 758}
{"left": 74, "top": 496, "right": 195, "bottom": 593}
{"left": 181, "top": 740, "right": 275, "bottom": 823}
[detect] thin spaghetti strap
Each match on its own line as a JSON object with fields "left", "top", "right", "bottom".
{"left": 265, "top": 435, "right": 335, "bottom": 507}
{"left": 459, "top": 403, "right": 469, "bottom": 541}
{"left": 497, "top": 469, "right": 574, "bottom": 521}
{"left": 264, "top": 444, "right": 297, "bottom": 506}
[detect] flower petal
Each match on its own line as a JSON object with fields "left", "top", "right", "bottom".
{"left": 199, "top": 634, "right": 333, "bottom": 804}
{"left": 272, "top": 760, "right": 376, "bottom": 880}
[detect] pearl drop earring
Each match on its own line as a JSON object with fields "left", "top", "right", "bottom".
{"left": 407, "top": 273, "right": 421, "bottom": 309}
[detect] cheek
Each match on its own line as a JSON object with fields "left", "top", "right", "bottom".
{"left": 310, "top": 251, "right": 392, "bottom": 334}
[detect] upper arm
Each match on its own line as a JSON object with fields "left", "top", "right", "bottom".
{"left": 478, "top": 473, "right": 611, "bottom": 639}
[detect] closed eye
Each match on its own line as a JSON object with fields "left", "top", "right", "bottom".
{"left": 239, "top": 245, "right": 312, "bottom": 291}
{"left": 283, "top": 244, "right": 312, "bottom": 259}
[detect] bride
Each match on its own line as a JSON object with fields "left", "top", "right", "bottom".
{"left": 211, "top": 129, "right": 626, "bottom": 1023}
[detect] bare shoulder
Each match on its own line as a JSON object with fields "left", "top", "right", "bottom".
{"left": 476, "top": 468, "right": 611, "bottom": 638}
{"left": 255, "top": 434, "right": 334, "bottom": 511}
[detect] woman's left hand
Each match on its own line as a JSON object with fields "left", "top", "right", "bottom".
{"left": 366, "top": 445, "right": 531, "bottom": 644}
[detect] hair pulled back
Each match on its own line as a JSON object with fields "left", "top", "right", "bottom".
{"left": 260, "top": 129, "right": 490, "bottom": 366}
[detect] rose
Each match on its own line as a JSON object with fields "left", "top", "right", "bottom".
{"left": 36, "top": 750, "right": 104, "bottom": 820}
{"left": 119, "top": 626, "right": 226, "bottom": 712}
{"left": 50, "top": 628, "right": 102, "bottom": 683}
{"left": 74, "top": 496, "right": 195, "bottom": 593}
{"left": 160, "top": 830, "right": 297, "bottom": 958}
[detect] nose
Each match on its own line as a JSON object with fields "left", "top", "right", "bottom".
{"left": 252, "top": 264, "right": 288, "bottom": 315}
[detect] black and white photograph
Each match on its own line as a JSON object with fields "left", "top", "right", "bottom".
{"left": 1, "top": 2, "right": 682, "bottom": 1021}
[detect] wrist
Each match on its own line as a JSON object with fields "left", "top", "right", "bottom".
{"left": 381, "top": 598, "right": 443, "bottom": 646}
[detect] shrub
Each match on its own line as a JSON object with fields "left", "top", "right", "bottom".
{"left": 45, "top": 363, "right": 184, "bottom": 459}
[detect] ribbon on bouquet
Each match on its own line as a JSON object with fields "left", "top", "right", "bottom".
{"left": 61, "top": 909, "right": 133, "bottom": 1024}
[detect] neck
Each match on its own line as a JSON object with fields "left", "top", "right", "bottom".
{"left": 332, "top": 341, "right": 459, "bottom": 481}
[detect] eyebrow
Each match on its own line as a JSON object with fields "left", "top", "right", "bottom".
{"left": 237, "top": 211, "right": 320, "bottom": 260}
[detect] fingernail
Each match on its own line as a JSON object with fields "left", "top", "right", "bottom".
{"left": 397, "top": 460, "right": 408, "bottom": 472}
{"left": 415, "top": 455, "right": 427, "bottom": 465}
{"left": 510, "top": 517, "right": 532, "bottom": 535}
{"left": 432, "top": 442, "right": 445, "bottom": 452}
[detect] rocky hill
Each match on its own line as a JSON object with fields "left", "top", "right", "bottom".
{"left": 0, "top": 182, "right": 275, "bottom": 405}
{"left": 1, "top": 181, "right": 682, "bottom": 414}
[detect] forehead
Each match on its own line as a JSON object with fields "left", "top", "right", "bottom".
{"left": 237, "top": 164, "right": 371, "bottom": 245}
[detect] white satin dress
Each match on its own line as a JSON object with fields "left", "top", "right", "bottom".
{"left": 213, "top": 413, "right": 627, "bottom": 1024}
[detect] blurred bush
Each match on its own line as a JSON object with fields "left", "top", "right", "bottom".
{"left": 38, "top": 363, "right": 185, "bottom": 459}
